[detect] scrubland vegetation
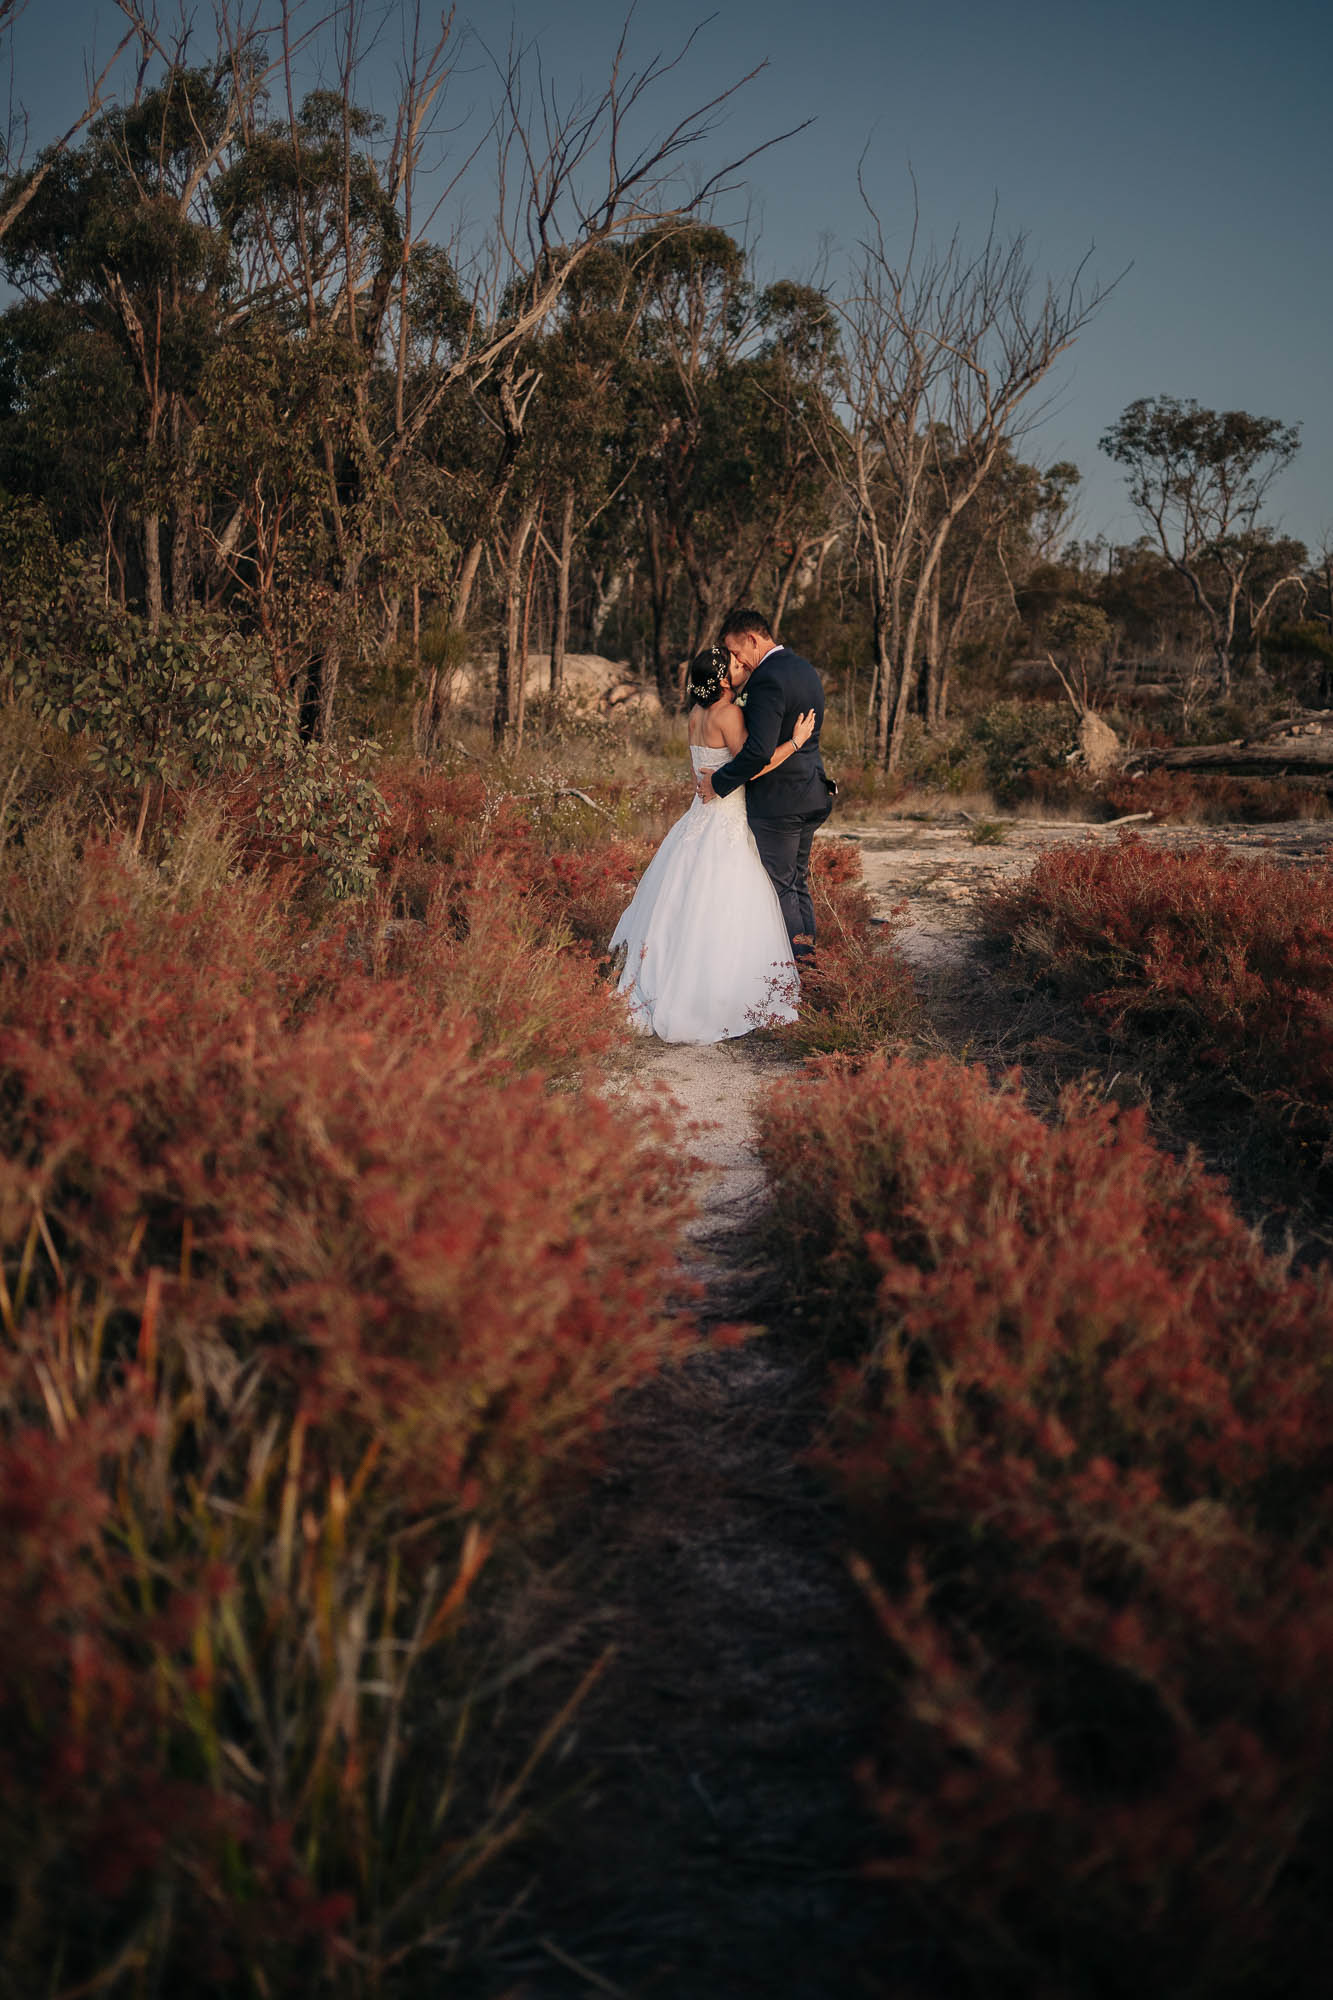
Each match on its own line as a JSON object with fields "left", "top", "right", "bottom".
{"left": 9, "top": 655, "right": 1333, "bottom": 1992}
{"left": 0, "top": 683, "right": 908, "bottom": 1993}
{"left": 0, "top": 710, "right": 693, "bottom": 1992}
{"left": 4, "top": 4, "right": 1333, "bottom": 1993}
{"left": 758, "top": 1056, "right": 1333, "bottom": 1997}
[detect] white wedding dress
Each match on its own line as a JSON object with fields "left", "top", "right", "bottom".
{"left": 609, "top": 744, "right": 798, "bottom": 1044}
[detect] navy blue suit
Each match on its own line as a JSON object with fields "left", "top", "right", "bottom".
{"left": 711, "top": 646, "right": 833, "bottom": 957}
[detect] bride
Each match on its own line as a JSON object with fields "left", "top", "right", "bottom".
{"left": 609, "top": 644, "right": 814, "bottom": 1044}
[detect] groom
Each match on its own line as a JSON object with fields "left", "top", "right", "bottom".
{"left": 696, "top": 607, "right": 834, "bottom": 963}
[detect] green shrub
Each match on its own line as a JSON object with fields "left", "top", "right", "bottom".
{"left": 3, "top": 566, "right": 291, "bottom": 788}
{"left": 897, "top": 717, "right": 988, "bottom": 795}
{"left": 1, "top": 560, "right": 390, "bottom": 898}
{"left": 966, "top": 700, "right": 1075, "bottom": 803}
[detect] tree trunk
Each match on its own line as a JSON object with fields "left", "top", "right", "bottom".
{"left": 494, "top": 497, "right": 539, "bottom": 748}
{"left": 144, "top": 511, "right": 163, "bottom": 629}
{"left": 590, "top": 567, "right": 624, "bottom": 650}
{"left": 549, "top": 483, "right": 574, "bottom": 697}
{"left": 934, "top": 539, "right": 984, "bottom": 730}
{"left": 515, "top": 499, "right": 544, "bottom": 752}
{"left": 318, "top": 639, "right": 340, "bottom": 741}
{"left": 644, "top": 511, "right": 677, "bottom": 701}
{"left": 872, "top": 614, "right": 894, "bottom": 768}
{"left": 922, "top": 563, "right": 942, "bottom": 729}
{"left": 888, "top": 520, "right": 959, "bottom": 772}
{"left": 170, "top": 396, "right": 192, "bottom": 619}
{"left": 451, "top": 535, "right": 486, "bottom": 630}
{"left": 872, "top": 570, "right": 903, "bottom": 769}
{"left": 772, "top": 539, "right": 811, "bottom": 638}
{"left": 1214, "top": 637, "right": 1232, "bottom": 697}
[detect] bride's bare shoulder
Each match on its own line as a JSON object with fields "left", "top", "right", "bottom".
{"left": 688, "top": 702, "right": 731, "bottom": 749}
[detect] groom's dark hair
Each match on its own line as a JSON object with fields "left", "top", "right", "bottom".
{"left": 719, "top": 607, "right": 774, "bottom": 644}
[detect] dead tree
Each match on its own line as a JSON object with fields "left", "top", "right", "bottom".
{"left": 0, "top": 0, "right": 137, "bottom": 243}
{"left": 830, "top": 186, "right": 1116, "bottom": 771}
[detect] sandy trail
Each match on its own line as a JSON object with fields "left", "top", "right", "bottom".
{"left": 472, "top": 1031, "right": 884, "bottom": 1998}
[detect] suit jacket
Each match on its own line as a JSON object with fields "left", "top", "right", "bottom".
{"left": 710, "top": 646, "right": 832, "bottom": 820}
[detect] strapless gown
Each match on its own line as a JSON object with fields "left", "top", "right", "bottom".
{"left": 608, "top": 745, "right": 798, "bottom": 1044}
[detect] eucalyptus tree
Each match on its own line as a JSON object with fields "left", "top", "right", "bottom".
{"left": 211, "top": 0, "right": 797, "bottom": 736}
{"left": 1100, "top": 396, "right": 1302, "bottom": 694}
{"left": 0, "top": 301, "right": 139, "bottom": 592}
{"left": 620, "top": 221, "right": 752, "bottom": 691}
{"left": 0, "top": 0, "right": 135, "bottom": 245}
{"left": 4, "top": 0, "right": 801, "bottom": 741}
{"left": 621, "top": 224, "right": 840, "bottom": 696}
{"left": 1234, "top": 531, "right": 1308, "bottom": 674}
{"left": 0, "top": 62, "right": 247, "bottom": 624}
{"left": 533, "top": 243, "right": 650, "bottom": 698}
{"left": 1098, "top": 540, "right": 1202, "bottom": 676}
{"left": 920, "top": 455, "right": 1080, "bottom": 727}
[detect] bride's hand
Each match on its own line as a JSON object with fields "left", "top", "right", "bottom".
{"left": 792, "top": 708, "right": 815, "bottom": 749}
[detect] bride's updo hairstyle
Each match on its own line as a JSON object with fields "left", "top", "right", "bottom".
{"left": 687, "top": 644, "right": 730, "bottom": 707}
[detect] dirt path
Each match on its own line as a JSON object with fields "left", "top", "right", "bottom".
{"left": 837, "top": 809, "right": 1333, "bottom": 1075}
{"left": 465, "top": 1036, "right": 888, "bottom": 1999}
{"left": 834, "top": 810, "right": 1333, "bottom": 936}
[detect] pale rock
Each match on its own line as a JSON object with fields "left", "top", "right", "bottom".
{"left": 1075, "top": 709, "right": 1123, "bottom": 777}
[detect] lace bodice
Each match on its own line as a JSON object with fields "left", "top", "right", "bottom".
{"left": 686, "top": 742, "right": 747, "bottom": 843}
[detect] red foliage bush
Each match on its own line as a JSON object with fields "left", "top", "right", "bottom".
{"left": 371, "top": 761, "right": 666, "bottom": 959}
{"left": 1003, "top": 762, "right": 1092, "bottom": 812}
{"left": 983, "top": 836, "right": 1333, "bottom": 1164}
{"left": 0, "top": 1342, "right": 353, "bottom": 1987}
{"left": 765, "top": 838, "right": 916, "bottom": 1059}
{"left": 756, "top": 1054, "right": 1333, "bottom": 1993}
{"left": 1102, "top": 769, "right": 1330, "bottom": 824}
{"left": 527, "top": 836, "right": 655, "bottom": 948}
{"left": 0, "top": 835, "right": 696, "bottom": 1990}
{"left": 1, "top": 911, "right": 690, "bottom": 1509}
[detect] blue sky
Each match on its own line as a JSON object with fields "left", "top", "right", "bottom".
{"left": 8, "top": 0, "right": 1330, "bottom": 551}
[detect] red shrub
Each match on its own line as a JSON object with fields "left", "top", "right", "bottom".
{"left": 766, "top": 838, "right": 916, "bottom": 1058}
{"left": 757, "top": 1054, "right": 1333, "bottom": 1992}
{"left": 0, "top": 1356, "right": 350, "bottom": 1990}
{"left": 367, "top": 859, "right": 629, "bottom": 1080}
{"left": 527, "top": 836, "right": 655, "bottom": 947}
{"left": 0, "top": 835, "right": 697, "bottom": 1990}
{"left": 985, "top": 836, "right": 1333, "bottom": 1163}
{"left": 375, "top": 764, "right": 540, "bottom": 872}
{"left": 1102, "top": 769, "right": 1330, "bottom": 824}
{"left": 1005, "top": 762, "right": 1092, "bottom": 812}
{"left": 0, "top": 922, "right": 691, "bottom": 1511}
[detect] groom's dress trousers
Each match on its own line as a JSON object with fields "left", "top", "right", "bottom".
{"left": 710, "top": 647, "right": 833, "bottom": 958}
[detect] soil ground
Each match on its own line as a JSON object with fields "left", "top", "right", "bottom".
{"left": 456, "top": 812, "right": 1333, "bottom": 1999}
{"left": 457, "top": 1035, "right": 895, "bottom": 1999}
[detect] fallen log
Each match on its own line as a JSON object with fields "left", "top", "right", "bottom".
{"left": 1131, "top": 740, "right": 1333, "bottom": 781}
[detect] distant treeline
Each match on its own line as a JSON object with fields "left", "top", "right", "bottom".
{"left": 0, "top": 5, "right": 1325, "bottom": 765}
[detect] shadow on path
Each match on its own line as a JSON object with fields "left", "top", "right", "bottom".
{"left": 461, "top": 1040, "right": 898, "bottom": 1999}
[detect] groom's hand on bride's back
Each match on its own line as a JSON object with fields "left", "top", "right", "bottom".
{"left": 696, "top": 770, "right": 717, "bottom": 801}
